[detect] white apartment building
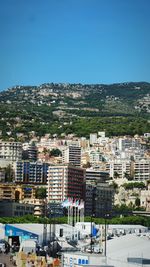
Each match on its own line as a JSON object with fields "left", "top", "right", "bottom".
{"left": 65, "top": 140, "right": 80, "bottom": 147}
{"left": 98, "top": 131, "right": 105, "bottom": 137}
{"left": 133, "top": 159, "right": 150, "bottom": 181}
{"left": 105, "top": 157, "right": 150, "bottom": 182}
{"left": 118, "top": 137, "right": 141, "bottom": 151}
{"left": 86, "top": 168, "right": 109, "bottom": 182}
{"left": 39, "top": 139, "right": 57, "bottom": 149}
{"left": 106, "top": 159, "right": 131, "bottom": 179}
{"left": 47, "top": 164, "right": 85, "bottom": 203}
{"left": 89, "top": 133, "right": 97, "bottom": 145}
{"left": 119, "top": 148, "right": 145, "bottom": 160}
{"left": 62, "top": 145, "right": 81, "bottom": 167}
{"left": 89, "top": 150, "right": 103, "bottom": 164}
{"left": 0, "top": 142, "right": 22, "bottom": 162}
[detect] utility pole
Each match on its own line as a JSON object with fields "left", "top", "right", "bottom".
{"left": 90, "top": 186, "right": 96, "bottom": 253}
{"left": 104, "top": 215, "right": 107, "bottom": 257}
{"left": 90, "top": 214, "right": 93, "bottom": 253}
{"left": 43, "top": 199, "right": 47, "bottom": 247}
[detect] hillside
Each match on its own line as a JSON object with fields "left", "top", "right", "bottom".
{"left": 0, "top": 82, "right": 150, "bottom": 140}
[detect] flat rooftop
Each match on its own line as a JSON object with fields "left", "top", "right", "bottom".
{"left": 107, "top": 233, "right": 150, "bottom": 267}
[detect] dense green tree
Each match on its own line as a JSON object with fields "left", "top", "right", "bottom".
{"left": 135, "top": 197, "right": 141, "bottom": 207}
{"left": 111, "top": 181, "right": 118, "bottom": 191}
{"left": 5, "top": 164, "right": 14, "bottom": 182}
{"left": 49, "top": 148, "right": 62, "bottom": 157}
{"left": 0, "top": 215, "right": 150, "bottom": 227}
{"left": 114, "top": 171, "right": 120, "bottom": 178}
{"left": 35, "top": 187, "right": 46, "bottom": 199}
{"left": 113, "top": 204, "right": 133, "bottom": 214}
{"left": 122, "top": 182, "right": 146, "bottom": 190}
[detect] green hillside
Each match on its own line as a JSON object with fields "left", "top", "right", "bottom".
{"left": 0, "top": 82, "right": 150, "bottom": 140}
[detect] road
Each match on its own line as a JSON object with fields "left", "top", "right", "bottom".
{"left": 0, "top": 252, "right": 15, "bottom": 266}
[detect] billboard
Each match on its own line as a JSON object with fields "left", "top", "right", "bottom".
{"left": 5, "top": 225, "right": 38, "bottom": 240}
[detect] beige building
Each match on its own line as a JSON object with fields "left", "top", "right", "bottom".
{"left": 23, "top": 198, "right": 46, "bottom": 217}
{"left": 141, "top": 183, "right": 150, "bottom": 211}
{"left": 0, "top": 183, "right": 46, "bottom": 216}
{"left": 106, "top": 159, "right": 131, "bottom": 179}
{"left": 62, "top": 145, "right": 81, "bottom": 167}
{"left": 47, "top": 164, "right": 85, "bottom": 203}
{"left": 0, "top": 183, "right": 36, "bottom": 201}
{"left": 132, "top": 159, "right": 150, "bottom": 181}
{"left": 0, "top": 141, "right": 22, "bottom": 162}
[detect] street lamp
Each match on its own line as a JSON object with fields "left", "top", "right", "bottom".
{"left": 103, "top": 200, "right": 110, "bottom": 257}
{"left": 104, "top": 213, "right": 109, "bottom": 257}
{"left": 90, "top": 214, "right": 93, "bottom": 253}
{"left": 90, "top": 212, "right": 96, "bottom": 253}
{"left": 90, "top": 186, "right": 96, "bottom": 253}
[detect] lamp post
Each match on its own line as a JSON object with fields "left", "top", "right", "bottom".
{"left": 43, "top": 199, "right": 47, "bottom": 247}
{"left": 90, "top": 214, "right": 93, "bottom": 253}
{"left": 90, "top": 186, "right": 96, "bottom": 253}
{"left": 104, "top": 214, "right": 107, "bottom": 257}
{"left": 104, "top": 202, "right": 110, "bottom": 257}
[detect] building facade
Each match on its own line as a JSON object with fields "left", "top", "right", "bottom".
{"left": 118, "top": 137, "right": 141, "bottom": 151}
{"left": 22, "top": 144, "right": 38, "bottom": 161}
{"left": 23, "top": 198, "right": 46, "bottom": 217}
{"left": 132, "top": 159, "right": 150, "bottom": 181}
{"left": 86, "top": 169, "right": 109, "bottom": 183}
{"left": 62, "top": 145, "right": 81, "bottom": 167}
{"left": 47, "top": 164, "right": 85, "bottom": 203}
{"left": 106, "top": 160, "right": 131, "bottom": 179}
{"left": 0, "top": 183, "right": 36, "bottom": 201}
{"left": 85, "top": 182, "right": 114, "bottom": 217}
{"left": 90, "top": 133, "right": 98, "bottom": 145}
{"left": 15, "top": 161, "right": 49, "bottom": 184}
{"left": 0, "top": 201, "right": 34, "bottom": 217}
{"left": 0, "top": 142, "right": 22, "bottom": 161}
{"left": 140, "top": 183, "right": 150, "bottom": 211}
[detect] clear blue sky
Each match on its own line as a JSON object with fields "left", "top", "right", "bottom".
{"left": 0, "top": 0, "right": 150, "bottom": 91}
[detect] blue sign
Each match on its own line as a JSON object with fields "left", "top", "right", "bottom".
{"left": 70, "top": 257, "right": 73, "bottom": 267}
{"left": 5, "top": 225, "right": 38, "bottom": 240}
{"left": 24, "top": 188, "right": 32, "bottom": 191}
{"left": 78, "top": 259, "right": 89, "bottom": 265}
{"left": 92, "top": 226, "right": 98, "bottom": 237}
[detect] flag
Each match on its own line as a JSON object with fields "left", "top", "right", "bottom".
{"left": 75, "top": 199, "right": 79, "bottom": 207}
{"left": 62, "top": 198, "right": 70, "bottom": 207}
{"left": 78, "top": 200, "right": 84, "bottom": 210}
{"left": 68, "top": 198, "right": 73, "bottom": 207}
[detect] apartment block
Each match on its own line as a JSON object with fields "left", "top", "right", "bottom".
{"left": 85, "top": 182, "right": 114, "bottom": 217}
{"left": 86, "top": 168, "right": 109, "bottom": 183}
{"left": 141, "top": 184, "right": 150, "bottom": 211}
{"left": 89, "top": 151, "right": 103, "bottom": 164}
{"left": 132, "top": 159, "right": 150, "bottom": 181}
{"left": 15, "top": 161, "right": 49, "bottom": 184}
{"left": 0, "top": 200, "right": 34, "bottom": 217}
{"left": 118, "top": 138, "right": 141, "bottom": 151}
{"left": 90, "top": 133, "right": 97, "bottom": 145}
{"left": 0, "top": 183, "right": 36, "bottom": 201}
{"left": 106, "top": 160, "right": 131, "bottom": 179}
{"left": 0, "top": 141, "right": 22, "bottom": 161}
{"left": 47, "top": 164, "right": 85, "bottom": 203}
{"left": 62, "top": 145, "right": 81, "bottom": 167}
